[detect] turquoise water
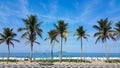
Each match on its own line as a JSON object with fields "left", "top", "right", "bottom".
{"left": 0, "top": 53, "right": 120, "bottom": 58}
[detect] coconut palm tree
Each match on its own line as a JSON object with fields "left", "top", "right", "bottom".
{"left": 45, "top": 30, "right": 59, "bottom": 61}
{"left": 74, "top": 26, "right": 89, "bottom": 60}
{"left": 18, "top": 15, "right": 42, "bottom": 62}
{"left": 0, "top": 28, "right": 19, "bottom": 63}
{"left": 114, "top": 21, "right": 120, "bottom": 40}
{"left": 54, "top": 20, "right": 68, "bottom": 62}
{"left": 93, "top": 18, "right": 116, "bottom": 62}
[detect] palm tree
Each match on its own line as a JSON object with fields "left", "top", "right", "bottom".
{"left": 45, "top": 30, "right": 59, "bottom": 61}
{"left": 0, "top": 28, "right": 19, "bottom": 63}
{"left": 93, "top": 18, "right": 116, "bottom": 62}
{"left": 54, "top": 20, "right": 68, "bottom": 62}
{"left": 18, "top": 15, "right": 42, "bottom": 62}
{"left": 74, "top": 26, "right": 89, "bottom": 60}
{"left": 114, "top": 21, "right": 120, "bottom": 40}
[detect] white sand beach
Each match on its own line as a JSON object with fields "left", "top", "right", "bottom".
{"left": 0, "top": 61, "right": 120, "bottom": 68}
{"left": 0, "top": 57, "right": 120, "bottom": 68}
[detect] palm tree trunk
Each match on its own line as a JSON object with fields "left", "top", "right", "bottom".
{"left": 7, "top": 45, "right": 10, "bottom": 63}
{"left": 30, "top": 42, "right": 33, "bottom": 62}
{"left": 105, "top": 42, "right": 109, "bottom": 63}
{"left": 60, "top": 37, "right": 63, "bottom": 62}
{"left": 80, "top": 37, "right": 83, "bottom": 60}
{"left": 51, "top": 43, "right": 53, "bottom": 61}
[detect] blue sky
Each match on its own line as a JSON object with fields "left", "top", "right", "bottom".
{"left": 0, "top": 0, "right": 120, "bottom": 53}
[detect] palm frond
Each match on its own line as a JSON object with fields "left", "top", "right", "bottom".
{"left": 94, "top": 32, "right": 102, "bottom": 37}
{"left": 44, "top": 38, "right": 50, "bottom": 41}
{"left": 11, "top": 39, "right": 20, "bottom": 42}
{"left": 10, "top": 41, "right": 14, "bottom": 48}
{"left": 18, "top": 28, "right": 28, "bottom": 32}
{"left": 95, "top": 36, "right": 101, "bottom": 44}
{"left": 77, "top": 36, "right": 80, "bottom": 40}
{"left": 21, "top": 32, "right": 29, "bottom": 38}
{"left": 114, "top": 21, "right": 120, "bottom": 40}
{"left": 64, "top": 37, "right": 67, "bottom": 43}
{"left": 34, "top": 41, "right": 40, "bottom": 45}
{"left": 25, "top": 40, "right": 31, "bottom": 45}
{"left": 0, "top": 33, "right": 5, "bottom": 38}
{"left": 109, "top": 33, "right": 116, "bottom": 41}
{"left": 36, "top": 28, "right": 42, "bottom": 39}
{"left": 0, "top": 39, "right": 5, "bottom": 44}
{"left": 54, "top": 38, "right": 59, "bottom": 43}
{"left": 93, "top": 25, "right": 101, "bottom": 31}
{"left": 36, "top": 22, "right": 43, "bottom": 27}
{"left": 73, "top": 32, "right": 78, "bottom": 36}
{"left": 54, "top": 24, "right": 58, "bottom": 29}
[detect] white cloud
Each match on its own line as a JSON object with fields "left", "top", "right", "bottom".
{"left": 18, "top": 0, "right": 29, "bottom": 17}
{"left": 0, "top": 0, "right": 30, "bottom": 27}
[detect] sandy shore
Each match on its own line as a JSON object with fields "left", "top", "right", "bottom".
{"left": 0, "top": 61, "right": 120, "bottom": 68}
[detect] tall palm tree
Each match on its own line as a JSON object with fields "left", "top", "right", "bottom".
{"left": 114, "top": 21, "right": 120, "bottom": 40}
{"left": 18, "top": 15, "right": 42, "bottom": 62}
{"left": 74, "top": 26, "right": 89, "bottom": 60}
{"left": 45, "top": 30, "right": 59, "bottom": 61}
{"left": 93, "top": 18, "right": 116, "bottom": 62}
{"left": 0, "top": 28, "right": 19, "bottom": 62}
{"left": 54, "top": 20, "right": 68, "bottom": 62}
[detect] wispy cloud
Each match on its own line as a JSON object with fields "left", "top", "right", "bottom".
{"left": 18, "top": 0, "right": 29, "bottom": 17}
{"left": 0, "top": 0, "right": 30, "bottom": 28}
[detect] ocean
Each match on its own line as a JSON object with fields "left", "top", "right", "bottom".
{"left": 0, "top": 53, "right": 120, "bottom": 58}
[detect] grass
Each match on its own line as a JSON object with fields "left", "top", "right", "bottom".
{"left": 0, "top": 59, "right": 120, "bottom": 63}
{"left": 105, "top": 59, "right": 120, "bottom": 63}
{"left": 34, "top": 59, "right": 91, "bottom": 63}
{"left": 0, "top": 59, "right": 91, "bottom": 63}
{"left": 0, "top": 60, "right": 18, "bottom": 62}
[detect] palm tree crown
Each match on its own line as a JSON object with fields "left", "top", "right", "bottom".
{"left": 114, "top": 21, "right": 120, "bottom": 40}
{"left": 54, "top": 20, "right": 68, "bottom": 39}
{"left": 18, "top": 15, "right": 42, "bottom": 61}
{"left": 0, "top": 28, "right": 19, "bottom": 47}
{"left": 75, "top": 26, "right": 89, "bottom": 40}
{"left": 93, "top": 18, "right": 116, "bottom": 44}
{"left": 46, "top": 30, "right": 59, "bottom": 44}
{"left": 18, "top": 15, "right": 42, "bottom": 40}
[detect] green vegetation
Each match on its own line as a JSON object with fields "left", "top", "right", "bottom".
{"left": 34, "top": 59, "right": 91, "bottom": 63}
{"left": 105, "top": 59, "right": 120, "bottom": 63}
{"left": 0, "top": 60, "right": 18, "bottom": 62}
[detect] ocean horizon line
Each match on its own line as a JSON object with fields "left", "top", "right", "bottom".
{"left": 0, "top": 53, "right": 120, "bottom": 58}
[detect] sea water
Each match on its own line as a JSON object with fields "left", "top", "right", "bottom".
{"left": 0, "top": 53, "right": 120, "bottom": 58}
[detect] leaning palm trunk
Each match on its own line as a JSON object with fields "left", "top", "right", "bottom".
{"left": 60, "top": 37, "right": 63, "bottom": 62}
{"left": 51, "top": 44, "right": 53, "bottom": 61}
{"left": 7, "top": 45, "right": 10, "bottom": 63}
{"left": 105, "top": 42, "right": 109, "bottom": 62}
{"left": 80, "top": 37, "right": 83, "bottom": 60}
{"left": 30, "top": 42, "right": 33, "bottom": 62}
